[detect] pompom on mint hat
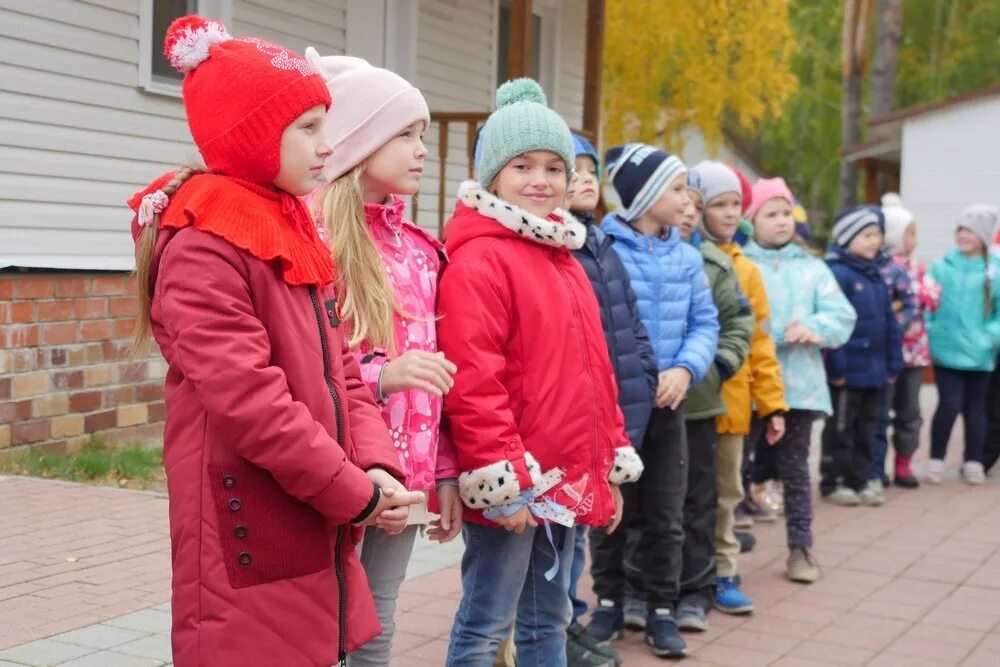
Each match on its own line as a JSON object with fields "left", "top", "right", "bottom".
{"left": 476, "top": 78, "right": 575, "bottom": 188}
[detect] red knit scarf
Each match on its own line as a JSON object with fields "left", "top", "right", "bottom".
{"left": 130, "top": 174, "right": 335, "bottom": 286}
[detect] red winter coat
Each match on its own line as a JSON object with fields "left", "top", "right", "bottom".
{"left": 437, "top": 183, "right": 643, "bottom": 528}
{"left": 131, "top": 175, "right": 401, "bottom": 667}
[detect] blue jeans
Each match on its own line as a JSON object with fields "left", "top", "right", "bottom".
{"left": 447, "top": 521, "right": 576, "bottom": 667}
{"left": 568, "top": 527, "right": 588, "bottom": 621}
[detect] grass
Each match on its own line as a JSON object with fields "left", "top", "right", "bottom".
{"left": 0, "top": 439, "right": 166, "bottom": 491}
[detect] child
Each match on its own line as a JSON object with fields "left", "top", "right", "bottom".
{"left": 303, "top": 50, "right": 463, "bottom": 666}
{"left": 676, "top": 176, "right": 754, "bottom": 630}
{"left": 688, "top": 161, "right": 788, "bottom": 614}
{"left": 927, "top": 204, "right": 1000, "bottom": 485}
{"left": 743, "top": 178, "right": 857, "bottom": 582}
{"left": 563, "top": 134, "right": 655, "bottom": 667}
{"left": 822, "top": 206, "right": 902, "bottom": 505}
{"left": 437, "top": 79, "right": 643, "bottom": 667}
{"left": 879, "top": 193, "right": 939, "bottom": 488}
{"left": 127, "top": 17, "right": 422, "bottom": 667}
{"left": 587, "top": 143, "right": 719, "bottom": 659}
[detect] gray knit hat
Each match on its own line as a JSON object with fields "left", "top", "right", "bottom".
{"left": 956, "top": 203, "right": 1000, "bottom": 249}
{"left": 477, "top": 78, "right": 574, "bottom": 188}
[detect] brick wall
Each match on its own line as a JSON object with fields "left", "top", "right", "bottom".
{"left": 0, "top": 272, "right": 165, "bottom": 456}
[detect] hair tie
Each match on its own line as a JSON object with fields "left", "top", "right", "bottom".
{"left": 137, "top": 190, "right": 169, "bottom": 227}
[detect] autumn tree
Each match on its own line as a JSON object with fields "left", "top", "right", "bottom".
{"left": 601, "top": 0, "right": 798, "bottom": 150}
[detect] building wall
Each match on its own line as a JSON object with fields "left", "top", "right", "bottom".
{"left": 900, "top": 95, "right": 1000, "bottom": 263}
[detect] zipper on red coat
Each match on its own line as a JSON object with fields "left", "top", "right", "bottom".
{"left": 308, "top": 286, "right": 348, "bottom": 663}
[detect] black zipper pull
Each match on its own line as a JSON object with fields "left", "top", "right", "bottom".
{"left": 325, "top": 298, "right": 340, "bottom": 327}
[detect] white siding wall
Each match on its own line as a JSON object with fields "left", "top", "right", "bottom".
{"left": 0, "top": 0, "right": 346, "bottom": 271}
{"left": 554, "top": 0, "right": 585, "bottom": 131}
{"left": 899, "top": 96, "right": 1000, "bottom": 263}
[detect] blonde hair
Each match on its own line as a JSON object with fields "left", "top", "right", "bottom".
{"left": 315, "top": 165, "right": 398, "bottom": 352}
{"left": 130, "top": 165, "right": 207, "bottom": 358}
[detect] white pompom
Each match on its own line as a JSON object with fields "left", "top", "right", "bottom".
{"left": 166, "top": 18, "right": 232, "bottom": 74}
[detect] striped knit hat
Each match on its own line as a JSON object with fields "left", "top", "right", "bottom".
{"left": 832, "top": 205, "right": 884, "bottom": 248}
{"left": 605, "top": 143, "right": 687, "bottom": 222}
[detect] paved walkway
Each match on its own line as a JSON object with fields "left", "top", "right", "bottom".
{"left": 0, "top": 412, "right": 999, "bottom": 665}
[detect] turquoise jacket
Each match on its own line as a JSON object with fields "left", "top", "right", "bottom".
{"left": 927, "top": 249, "right": 1000, "bottom": 371}
{"left": 743, "top": 241, "right": 857, "bottom": 415}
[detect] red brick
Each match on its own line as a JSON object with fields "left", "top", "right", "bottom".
{"left": 0, "top": 400, "right": 33, "bottom": 422}
{"left": 12, "top": 419, "right": 50, "bottom": 445}
{"left": 107, "top": 296, "right": 137, "bottom": 318}
{"left": 52, "top": 370, "right": 84, "bottom": 390}
{"left": 37, "top": 300, "right": 75, "bottom": 322}
{"left": 14, "top": 276, "right": 55, "bottom": 299}
{"left": 73, "top": 298, "right": 108, "bottom": 320}
{"left": 91, "top": 275, "right": 127, "bottom": 296}
{"left": 123, "top": 276, "right": 138, "bottom": 296}
{"left": 136, "top": 382, "right": 164, "bottom": 402}
{"left": 0, "top": 278, "right": 13, "bottom": 299}
{"left": 102, "top": 340, "right": 131, "bottom": 362}
{"left": 118, "top": 362, "right": 148, "bottom": 383}
{"left": 41, "top": 322, "right": 77, "bottom": 345}
{"left": 0, "top": 377, "right": 9, "bottom": 400}
{"left": 148, "top": 401, "right": 166, "bottom": 422}
{"left": 80, "top": 320, "right": 112, "bottom": 342}
{"left": 114, "top": 318, "right": 137, "bottom": 339}
{"left": 54, "top": 276, "right": 90, "bottom": 297}
{"left": 84, "top": 410, "right": 117, "bottom": 432}
{"left": 11, "top": 301, "right": 35, "bottom": 323}
{"left": 11, "top": 348, "right": 35, "bottom": 372}
{"left": 1, "top": 324, "right": 40, "bottom": 348}
{"left": 50, "top": 348, "right": 68, "bottom": 366}
{"left": 85, "top": 344, "right": 103, "bottom": 364}
{"left": 0, "top": 302, "right": 9, "bottom": 324}
{"left": 69, "top": 390, "right": 103, "bottom": 412}
{"left": 115, "top": 386, "right": 136, "bottom": 404}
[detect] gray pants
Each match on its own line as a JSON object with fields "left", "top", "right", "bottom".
{"left": 349, "top": 525, "right": 419, "bottom": 666}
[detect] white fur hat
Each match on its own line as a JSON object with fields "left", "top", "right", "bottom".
{"left": 881, "top": 193, "right": 914, "bottom": 254}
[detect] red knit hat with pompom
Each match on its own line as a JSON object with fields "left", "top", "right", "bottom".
{"left": 164, "top": 16, "right": 331, "bottom": 183}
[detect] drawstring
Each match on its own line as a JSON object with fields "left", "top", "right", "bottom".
{"left": 483, "top": 492, "right": 571, "bottom": 581}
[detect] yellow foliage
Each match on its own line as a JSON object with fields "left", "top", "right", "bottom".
{"left": 602, "top": 0, "right": 799, "bottom": 150}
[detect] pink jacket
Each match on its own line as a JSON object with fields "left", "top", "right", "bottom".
{"left": 894, "top": 255, "right": 941, "bottom": 368}
{"left": 354, "top": 197, "right": 459, "bottom": 491}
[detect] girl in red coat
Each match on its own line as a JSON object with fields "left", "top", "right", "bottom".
{"left": 127, "top": 17, "right": 422, "bottom": 667}
{"left": 438, "top": 78, "right": 644, "bottom": 667}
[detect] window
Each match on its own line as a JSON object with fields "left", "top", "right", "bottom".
{"left": 139, "top": 0, "right": 232, "bottom": 96}
{"left": 495, "top": 0, "right": 558, "bottom": 103}
{"left": 496, "top": 3, "right": 542, "bottom": 84}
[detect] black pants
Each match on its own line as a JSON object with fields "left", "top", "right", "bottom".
{"left": 930, "top": 366, "right": 990, "bottom": 463}
{"left": 891, "top": 367, "right": 924, "bottom": 458}
{"left": 679, "top": 418, "right": 717, "bottom": 604}
{"left": 590, "top": 406, "right": 687, "bottom": 611}
{"left": 820, "top": 386, "right": 881, "bottom": 494}
{"left": 984, "top": 355, "right": 1000, "bottom": 472}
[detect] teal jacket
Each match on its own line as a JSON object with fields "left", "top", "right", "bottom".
{"left": 743, "top": 241, "right": 856, "bottom": 415}
{"left": 927, "top": 249, "right": 1000, "bottom": 371}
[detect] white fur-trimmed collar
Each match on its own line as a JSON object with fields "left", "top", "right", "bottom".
{"left": 457, "top": 181, "right": 586, "bottom": 250}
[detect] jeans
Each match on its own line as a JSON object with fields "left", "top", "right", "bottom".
{"left": 931, "top": 366, "right": 991, "bottom": 463}
{"left": 447, "top": 522, "right": 576, "bottom": 667}
{"left": 820, "top": 386, "right": 881, "bottom": 494}
{"left": 350, "top": 525, "right": 419, "bottom": 667}
{"left": 568, "top": 527, "right": 588, "bottom": 621}
{"left": 680, "top": 418, "right": 717, "bottom": 599}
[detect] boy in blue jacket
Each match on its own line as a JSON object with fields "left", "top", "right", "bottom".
{"left": 822, "top": 205, "right": 903, "bottom": 507}
{"left": 587, "top": 144, "right": 719, "bottom": 659}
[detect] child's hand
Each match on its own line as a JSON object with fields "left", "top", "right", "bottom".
{"left": 656, "top": 368, "right": 691, "bottom": 410}
{"left": 493, "top": 505, "right": 537, "bottom": 534}
{"left": 361, "top": 468, "right": 424, "bottom": 534}
{"left": 381, "top": 351, "right": 457, "bottom": 397}
{"left": 830, "top": 377, "right": 846, "bottom": 387}
{"left": 785, "top": 321, "right": 822, "bottom": 345}
{"left": 605, "top": 484, "right": 624, "bottom": 534}
{"left": 766, "top": 414, "right": 786, "bottom": 445}
{"left": 427, "top": 483, "right": 463, "bottom": 543}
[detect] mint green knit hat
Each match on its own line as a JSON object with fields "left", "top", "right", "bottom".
{"left": 477, "top": 78, "right": 575, "bottom": 188}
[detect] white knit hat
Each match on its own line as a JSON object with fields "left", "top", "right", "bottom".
{"left": 881, "top": 193, "right": 915, "bottom": 254}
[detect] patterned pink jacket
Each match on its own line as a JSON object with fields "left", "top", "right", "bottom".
{"left": 894, "top": 255, "right": 941, "bottom": 368}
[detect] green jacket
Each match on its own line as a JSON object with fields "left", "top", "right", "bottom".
{"left": 684, "top": 241, "right": 754, "bottom": 421}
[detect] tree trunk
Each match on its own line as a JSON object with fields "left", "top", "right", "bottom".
{"left": 839, "top": 0, "right": 865, "bottom": 210}
{"left": 870, "top": 0, "right": 903, "bottom": 194}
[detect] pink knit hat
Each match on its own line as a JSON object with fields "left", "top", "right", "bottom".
{"left": 747, "top": 177, "right": 795, "bottom": 222}
{"left": 304, "top": 48, "right": 430, "bottom": 183}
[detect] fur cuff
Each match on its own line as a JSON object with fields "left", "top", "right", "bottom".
{"left": 457, "top": 181, "right": 586, "bottom": 250}
{"left": 609, "top": 447, "right": 643, "bottom": 485}
{"left": 459, "top": 452, "right": 543, "bottom": 509}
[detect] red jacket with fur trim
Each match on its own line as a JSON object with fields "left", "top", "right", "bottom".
{"left": 437, "top": 183, "right": 643, "bottom": 528}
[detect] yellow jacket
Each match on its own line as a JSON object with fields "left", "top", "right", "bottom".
{"left": 716, "top": 242, "right": 788, "bottom": 435}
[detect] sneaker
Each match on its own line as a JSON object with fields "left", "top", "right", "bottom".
{"left": 644, "top": 608, "right": 687, "bottom": 658}
{"left": 714, "top": 576, "right": 755, "bottom": 614}
{"left": 927, "top": 458, "right": 945, "bottom": 484}
{"left": 824, "top": 486, "right": 861, "bottom": 506}
{"left": 786, "top": 548, "right": 821, "bottom": 583}
{"left": 733, "top": 505, "right": 754, "bottom": 529}
{"left": 623, "top": 597, "right": 647, "bottom": 631}
{"left": 962, "top": 461, "right": 986, "bottom": 485}
{"left": 586, "top": 600, "right": 624, "bottom": 644}
{"left": 568, "top": 620, "right": 621, "bottom": 666}
{"left": 735, "top": 530, "right": 756, "bottom": 553}
{"left": 675, "top": 597, "right": 709, "bottom": 632}
{"left": 738, "top": 496, "right": 777, "bottom": 523}
{"left": 859, "top": 480, "right": 885, "bottom": 506}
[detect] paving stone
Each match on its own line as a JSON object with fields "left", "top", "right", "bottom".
{"left": 56, "top": 650, "right": 164, "bottom": 667}
{"left": 0, "top": 639, "right": 91, "bottom": 666}
{"left": 111, "top": 635, "right": 171, "bottom": 663}
{"left": 103, "top": 610, "right": 170, "bottom": 635}
{"left": 50, "top": 625, "right": 147, "bottom": 650}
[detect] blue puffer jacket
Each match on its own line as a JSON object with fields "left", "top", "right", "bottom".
{"left": 602, "top": 214, "right": 719, "bottom": 383}
{"left": 572, "top": 214, "right": 658, "bottom": 447}
{"left": 825, "top": 245, "right": 903, "bottom": 388}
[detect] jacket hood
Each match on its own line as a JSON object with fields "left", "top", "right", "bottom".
{"left": 698, "top": 239, "right": 733, "bottom": 269}
{"left": 444, "top": 181, "right": 586, "bottom": 256}
{"left": 601, "top": 213, "right": 681, "bottom": 254}
{"left": 743, "top": 239, "right": 808, "bottom": 263}
{"left": 365, "top": 195, "right": 445, "bottom": 257}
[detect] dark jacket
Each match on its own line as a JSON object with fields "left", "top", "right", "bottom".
{"left": 572, "top": 212, "right": 658, "bottom": 447}
{"left": 684, "top": 240, "right": 754, "bottom": 421}
{"left": 825, "top": 245, "right": 903, "bottom": 388}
